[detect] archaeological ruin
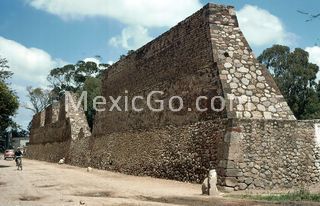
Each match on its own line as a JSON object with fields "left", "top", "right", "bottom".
{"left": 27, "top": 3, "right": 320, "bottom": 191}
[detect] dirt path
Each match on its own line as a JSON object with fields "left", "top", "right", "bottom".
{"left": 0, "top": 158, "right": 315, "bottom": 206}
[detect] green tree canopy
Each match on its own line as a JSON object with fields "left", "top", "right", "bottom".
{"left": 0, "top": 57, "right": 19, "bottom": 136}
{"left": 0, "top": 57, "right": 13, "bottom": 82}
{"left": 47, "top": 60, "right": 109, "bottom": 130}
{"left": 79, "top": 77, "right": 102, "bottom": 129}
{"left": 48, "top": 60, "right": 108, "bottom": 97}
{"left": 0, "top": 81, "right": 19, "bottom": 131}
{"left": 258, "top": 45, "right": 320, "bottom": 119}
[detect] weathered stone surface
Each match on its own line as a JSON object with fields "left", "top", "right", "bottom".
{"left": 241, "top": 78, "right": 249, "bottom": 85}
{"left": 243, "top": 111, "right": 251, "bottom": 118}
{"left": 238, "top": 183, "right": 247, "bottom": 190}
{"left": 257, "top": 83, "right": 265, "bottom": 89}
{"left": 238, "top": 67, "right": 249, "bottom": 73}
{"left": 263, "top": 111, "right": 272, "bottom": 119}
{"left": 27, "top": 93, "right": 91, "bottom": 166}
{"left": 252, "top": 111, "right": 263, "bottom": 118}
{"left": 230, "top": 82, "right": 238, "bottom": 89}
{"left": 244, "top": 178, "right": 253, "bottom": 185}
{"left": 225, "top": 169, "right": 243, "bottom": 177}
{"left": 257, "top": 104, "right": 266, "bottom": 111}
{"left": 225, "top": 177, "right": 238, "bottom": 187}
{"left": 268, "top": 106, "right": 277, "bottom": 113}
{"left": 224, "top": 63, "right": 232, "bottom": 68}
{"left": 223, "top": 119, "right": 320, "bottom": 190}
{"left": 254, "top": 179, "right": 265, "bottom": 188}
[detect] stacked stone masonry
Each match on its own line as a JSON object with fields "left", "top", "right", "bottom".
{"left": 220, "top": 119, "right": 320, "bottom": 190}
{"left": 207, "top": 5, "right": 295, "bottom": 120}
{"left": 28, "top": 93, "right": 91, "bottom": 163}
{"left": 27, "top": 3, "right": 320, "bottom": 191}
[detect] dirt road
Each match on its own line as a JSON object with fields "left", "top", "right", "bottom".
{"left": 0, "top": 158, "right": 314, "bottom": 206}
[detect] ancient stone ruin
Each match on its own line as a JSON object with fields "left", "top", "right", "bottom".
{"left": 27, "top": 3, "right": 320, "bottom": 191}
{"left": 28, "top": 93, "right": 91, "bottom": 165}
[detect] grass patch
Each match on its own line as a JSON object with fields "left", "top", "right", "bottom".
{"left": 233, "top": 188, "right": 320, "bottom": 202}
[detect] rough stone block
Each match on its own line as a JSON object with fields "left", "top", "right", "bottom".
{"left": 225, "top": 177, "right": 238, "bottom": 187}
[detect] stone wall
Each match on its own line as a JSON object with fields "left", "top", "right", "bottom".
{"left": 26, "top": 3, "right": 320, "bottom": 191}
{"left": 91, "top": 120, "right": 229, "bottom": 182}
{"left": 207, "top": 5, "right": 295, "bottom": 120}
{"left": 93, "top": 4, "right": 227, "bottom": 136}
{"left": 220, "top": 119, "right": 320, "bottom": 190}
{"left": 93, "top": 4, "right": 295, "bottom": 139}
{"left": 29, "top": 120, "right": 71, "bottom": 145}
{"left": 89, "top": 3, "right": 300, "bottom": 187}
{"left": 27, "top": 93, "right": 91, "bottom": 163}
{"left": 68, "top": 137, "right": 91, "bottom": 167}
{"left": 27, "top": 141, "right": 70, "bottom": 163}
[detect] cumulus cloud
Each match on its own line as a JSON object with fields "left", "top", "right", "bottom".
{"left": 237, "top": 5, "right": 296, "bottom": 46}
{"left": 83, "top": 57, "right": 114, "bottom": 66}
{"left": 109, "top": 25, "right": 153, "bottom": 50}
{"left": 26, "top": 0, "right": 202, "bottom": 49}
{"left": 83, "top": 57, "right": 100, "bottom": 65}
{"left": 0, "top": 36, "right": 68, "bottom": 129}
{"left": 0, "top": 36, "right": 66, "bottom": 86}
{"left": 305, "top": 46, "right": 320, "bottom": 67}
{"left": 83, "top": 56, "right": 113, "bottom": 71}
{"left": 26, "top": 0, "right": 202, "bottom": 27}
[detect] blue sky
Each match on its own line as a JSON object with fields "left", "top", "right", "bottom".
{"left": 0, "top": 0, "right": 319, "bottom": 129}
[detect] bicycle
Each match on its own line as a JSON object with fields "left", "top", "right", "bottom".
{"left": 16, "top": 156, "right": 22, "bottom": 171}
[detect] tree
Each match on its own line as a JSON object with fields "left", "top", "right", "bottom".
{"left": 47, "top": 60, "right": 109, "bottom": 130}
{"left": 79, "top": 77, "right": 102, "bottom": 129}
{"left": 0, "top": 81, "right": 19, "bottom": 137}
{"left": 24, "top": 86, "right": 53, "bottom": 113}
{"left": 11, "top": 128, "right": 29, "bottom": 137}
{"left": 0, "top": 57, "right": 13, "bottom": 82}
{"left": 258, "top": 45, "right": 320, "bottom": 119}
{"left": 0, "top": 57, "right": 19, "bottom": 138}
{"left": 120, "top": 50, "right": 135, "bottom": 60}
{"left": 48, "top": 60, "right": 108, "bottom": 97}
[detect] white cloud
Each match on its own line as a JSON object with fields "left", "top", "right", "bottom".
{"left": 305, "top": 46, "right": 320, "bottom": 67}
{"left": 0, "top": 36, "right": 67, "bottom": 129}
{"left": 27, "top": 0, "right": 202, "bottom": 27}
{"left": 109, "top": 25, "right": 152, "bottom": 50}
{"left": 83, "top": 57, "right": 100, "bottom": 65}
{"left": 237, "top": 5, "right": 296, "bottom": 47}
{"left": 83, "top": 56, "right": 111, "bottom": 71}
{"left": 26, "top": 0, "right": 202, "bottom": 50}
{"left": 83, "top": 57, "right": 113, "bottom": 66}
{"left": 0, "top": 36, "right": 66, "bottom": 86}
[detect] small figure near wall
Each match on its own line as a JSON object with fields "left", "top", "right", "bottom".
{"left": 87, "top": 167, "right": 93, "bottom": 172}
{"left": 202, "top": 169, "right": 219, "bottom": 195}
{"left": 58, "top": 157, "right": 65, "bottom": 164}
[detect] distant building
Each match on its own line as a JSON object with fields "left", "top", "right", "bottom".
{"left": 12, "top": 137, "right": 29, "bottom": 149}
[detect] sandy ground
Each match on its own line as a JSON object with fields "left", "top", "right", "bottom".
{"left": 0, "top": 158, "right": 318, "bottom": 206}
